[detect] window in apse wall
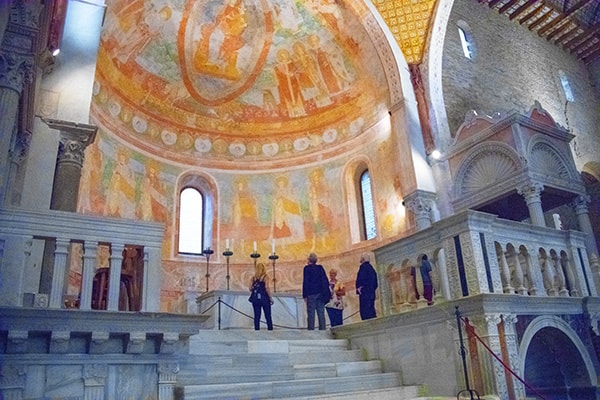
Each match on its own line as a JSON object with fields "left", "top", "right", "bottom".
{"left": 360, "top": 170, "right": 377, "bottom": 240}
{"left": 559, "top": 70, "right": 575, "bottom": 102}
{"left": 178, "top": 187, "right": 204, "bottom": 254}
{"left": 458, "top": 23, "right": 474, "bottom": 59}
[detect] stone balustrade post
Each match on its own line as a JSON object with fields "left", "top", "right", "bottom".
{"left": 49, "top": 238, "right": 70, "bottom": 308}
{"left": 107, "top": 243, "right": 125, "bottom": 311}
{"left": 80, "top": 243, "right": 98, "bottom": 310}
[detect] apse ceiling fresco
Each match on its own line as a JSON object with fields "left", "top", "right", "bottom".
{"left": 92, "top": 0, "right": 391, "bottom": 165}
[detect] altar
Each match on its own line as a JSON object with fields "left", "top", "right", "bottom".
{"left": 195, "top": 290, "right": 306, "bottom": 330}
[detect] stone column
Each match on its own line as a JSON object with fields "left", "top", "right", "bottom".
{"left": 0, "top": 52, "right": 34, "bottom": 206}
{"left": 572, "top": 195, "right": 600, "bottom": 269}
{"left": 403, "top": 190, "right": 436, "bottom": 230}
{"left": 517, "top": 182, "right": 546, "bottom": 227}
{"left": 158, "top": 363, "right": 180, "bottom": 400}
{"left": 49, "top": 238, "right": 70, "bottom": 309}
{"left": 80, "top": 242, "right": 98, "bottom": 310}
{"left": 42, "top": 118, "right": 97, "bottom": 212}
{"left": 107, "top": 243, "right": 125, "bottom": 311}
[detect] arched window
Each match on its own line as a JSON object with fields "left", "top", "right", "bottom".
{"left": 178, "top": 187, "right": 204, "bottom": 254}
{"left": 559, "top": 70, "right": 575, "bottom": 102}
{"left": 360, "top": 170, "right": 377, "bottom": 240}
{"left": 175, "top": 174, "right": 215, "bottom": 257}
{"left": 457, "top": 21, "right": 475, "bottom": 60}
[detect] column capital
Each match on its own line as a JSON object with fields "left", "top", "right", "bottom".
{"left": 403, "top": 190, "right": 436, "bottom": 230}
{"left": 571, "top": 194, "right": 591, "bottom": 214}
{"left": 0, "top": 51, "right": 34, "bottom": 93}
{"left": 516, "top": 181, "right": 544, "bottom": 201}
{"left": 42, "top": 118, "right": 98, "bottom": 166}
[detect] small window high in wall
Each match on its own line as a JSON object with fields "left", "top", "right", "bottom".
{"left": 457, "top": 21, "right": 475, "bottom": 60}
{"left": 559, "top": 70, "right": 575, "bottom": 102}
{"left": 360, "top": 170, "right": 377, "bottom": 240}
{"left": 178, "top": 187, "right": 204, "bottom": 254}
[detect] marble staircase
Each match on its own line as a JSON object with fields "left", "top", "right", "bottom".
{"left": 176, "top": 329, "right": 421, "bottom": 400}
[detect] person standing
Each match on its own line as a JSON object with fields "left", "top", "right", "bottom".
{"left": 355, "top": 253, "right": 378, "bottom": 320}
{"left": 420, "top": 255, "right": 434, "bottom": 306}
{"left": 302, "top": 252, "right": 330, "bottom": 330}
{"left": 325, "top": 268, "right": 345, "bottom": 327}
{"left": 249, "top": 262, "right": 273, "bottom": 330}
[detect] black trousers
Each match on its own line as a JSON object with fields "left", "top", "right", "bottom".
{"left": 252, "top": 302, "right": 273, "bottom": 330}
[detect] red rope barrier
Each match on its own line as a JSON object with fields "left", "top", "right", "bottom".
{"left": 460, "top": 316, "right": 547, "bottom": 400}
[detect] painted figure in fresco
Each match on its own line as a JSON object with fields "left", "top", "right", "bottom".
{"left": 232, "top": 177, "right": 260, "bottom": 253}
{"left": 110, "top": 2, "right": 172, "bottom": 67}
{"left": 273, "top": 1, "right": 302, "bottom": 33}
{"left": 105, "top": 149, "right": 136, "bottom": 219}
{"left": 307, "top": 168, "right": 334, "bottom": 251}
{"left": 307, "top": 34, "right": 352, "bottom": 96}
{"left": 271, "top": 175, "right": 304, "bottom": 248}
{"left": 194, "top": 0, "right": 248, "bottom": 80}
{"left": 273, "top": 48, "right": 306, "bottom": 118}
{"left": 139, "top": 160, "right": 167, "bottom": 222}
{"left": 78, "top": 142, "right": 103, "bottom": 214}
{"left": 292, "top": 41, "right": 332, "bottom": 108}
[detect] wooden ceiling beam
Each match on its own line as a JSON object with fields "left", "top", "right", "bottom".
{"left": 499, "top": 0, "right": 520, "bottom": 15}
{"left": 528, "top": 9, "right": 553, "bottom": 30}
{"left": 538, "top": 0, "right": 593, "bottom": 36}
{"left": 488, "top": 0, "right": 504, "bottom": 8}
{"left": 509, "top": 0, "right": 539, "bottom": 21}
{"left": 565, "top": 25, "right": 600, "bottom": 51}
{"left": 580, "top": 42, "right": 600, "bottom": 63}
{"left": 518, "top": 2, "right": 544, "bottom": 24}
{"left": 552, "top": 25, "right": 578, "bottom": 43}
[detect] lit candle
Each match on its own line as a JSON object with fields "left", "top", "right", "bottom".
{"left": 226, "top": 239, "right": 230, "bottom": 250}
{"left": 272, "top": 239, "right": 275, "bottom": 254}
{"left": 253, "top": 241, "right": 257, "bottom": 252}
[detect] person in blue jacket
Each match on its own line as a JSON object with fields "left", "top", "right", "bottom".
{"left": 302, "top": 252, "right": 330, "bottom": 330}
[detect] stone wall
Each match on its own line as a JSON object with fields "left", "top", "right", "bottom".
{"left": 440, "top": 1, "right": 600, "bottom": 173}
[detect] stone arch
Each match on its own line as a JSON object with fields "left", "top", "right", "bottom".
{"left": 454, "top": 142, "right": 522, "bottom": 198}
{"left": 518, "top": 315, "right": 597, "bottom": 398}
{"left": 528, "top": 136, "right": 579, "bottom": 181}
{"left": 173, "top": 171, "right": 219, "bottom": 258}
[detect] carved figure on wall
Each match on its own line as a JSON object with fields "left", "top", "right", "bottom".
{"left": 193, "top": 0, "right": 248, "bottom": 80}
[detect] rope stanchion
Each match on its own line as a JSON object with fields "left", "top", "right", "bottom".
{"left": 199, "top": 297, "right": 361, "bottom": 330}
{"left": 456, "top": 308, "right": 547, "bottom": 400}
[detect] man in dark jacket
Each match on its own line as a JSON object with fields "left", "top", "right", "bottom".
{"left": 355, "top": 252, "right": 378, "bottom": 320}
{"left": 302, "top": 252, "right": 330, "bottom": 330}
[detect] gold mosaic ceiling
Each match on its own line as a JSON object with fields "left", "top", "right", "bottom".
{"left": 372, "top": 0, "right": 438, "bottom": 64}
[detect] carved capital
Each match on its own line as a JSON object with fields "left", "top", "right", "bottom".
{"left": 572, "top": 194, "right": 591, "bottom": 215}
{"left": 517, "top": 182, "right": 544, "bottom": 202}
{"left": 0, "top": 52, "right": 34, "bottom": 93}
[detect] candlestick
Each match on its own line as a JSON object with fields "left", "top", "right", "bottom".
{"left": 202, "top": 247, "right": 214, "bottom": 292}
{"left": 271, "top": 239, "right": 275, "bottom": 254}
{"left": 250, "top": 250, "right": 261, "bottom": 267}
{"left": 222, "top": 248, "right": 233, "bottom": 290}
{"left": 268, "top": 253, "right": 279, "bottom": 292}
{"left": 253, "top": 241, "right": 257, "bottom": 252}
{"left": 226, "top": 238, "right": 230, "bottom": 250}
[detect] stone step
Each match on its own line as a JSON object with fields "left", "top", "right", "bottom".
{"left": 278, "top": 386, "right": 425, "bottom": 400}
{"left": 177, "top": 359, "right": 383, "bottom": 385}
{"left": 181, "top": 372, "right": 404, "bottom": 400}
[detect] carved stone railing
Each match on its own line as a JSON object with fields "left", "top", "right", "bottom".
{"left": 376, "top": 210, "right": 596, "bottom": 316}
{"left": 0, "top": 207, "right": 164, "bottom": 312}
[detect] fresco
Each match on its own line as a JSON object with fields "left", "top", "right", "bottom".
{"left": 93, "top": 0, "right": 388, "bottom": 163}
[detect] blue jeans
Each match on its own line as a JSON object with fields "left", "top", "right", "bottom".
{"left": 306, "top": 293, "right": 326, "bottom": 330}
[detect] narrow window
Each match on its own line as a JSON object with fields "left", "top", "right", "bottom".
{"left": 360, "top": 170, "right": 377, "bottom": 240}
{"left": 559, "top": 70, "right": 574, "bottom": 102}
{"left": 178, "top": 187, "right": 204, "bottom": 254}
{"left": 458, "top": 24, "right": 474, "bottom": 59}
